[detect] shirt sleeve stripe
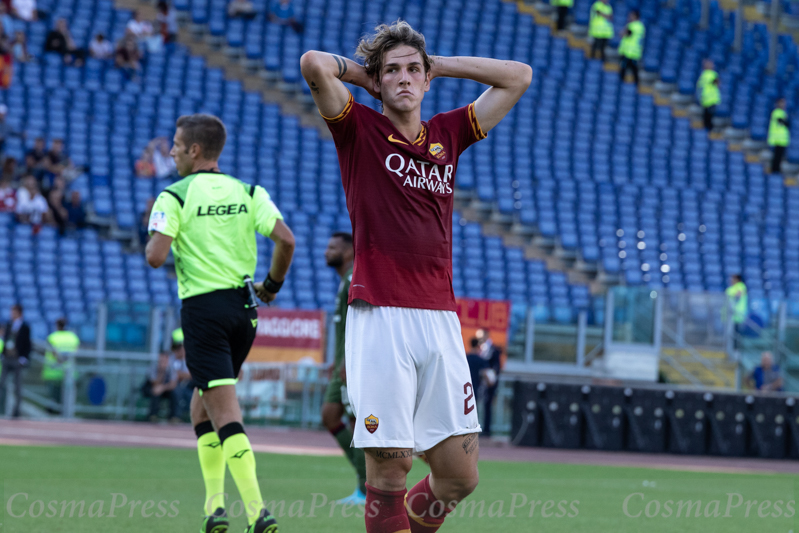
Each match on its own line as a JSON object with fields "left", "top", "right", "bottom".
{"left": 468, "top": 102, "right": 487, "bottom": 141}
{"left": 320, "top": 92, "right": 354, "bottom": 123}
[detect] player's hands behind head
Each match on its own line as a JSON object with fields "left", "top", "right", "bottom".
{"left": 253, "top": 282, "right": 277, "bottom": 304}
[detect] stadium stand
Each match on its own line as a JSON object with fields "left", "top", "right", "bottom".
{"left": 177, "top": 0, "right": 799, "bottom": 322}
{"left": 0, "top": 0, "right": 595, "bottom": 346}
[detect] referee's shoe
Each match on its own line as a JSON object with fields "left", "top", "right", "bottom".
{"left": 244, "top": 508, "right": 278, "bottom": 533}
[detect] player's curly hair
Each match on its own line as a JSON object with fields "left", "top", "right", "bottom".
{"left": 355, "top": 20, "right": 433, "bottom": 82}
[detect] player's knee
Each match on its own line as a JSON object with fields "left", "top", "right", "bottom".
{"left": 436, "top": 473, "right": 479, "bottom": 503}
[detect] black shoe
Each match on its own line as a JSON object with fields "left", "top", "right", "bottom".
{"left": 201, "top": 507, "right": 229, "bottom": 533}
{"left": 244, "top": 508, "right": 278, "bottom": 533}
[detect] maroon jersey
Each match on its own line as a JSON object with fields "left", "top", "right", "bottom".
{"left": 324, "top": 92, "right": 487, "bottom": 311}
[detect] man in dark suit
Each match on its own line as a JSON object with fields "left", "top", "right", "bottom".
{"left": 477, "top": 329, "right": 502, "bottom": 437}
{"left": 1, "top": 303, "right": 31, "bottom": 417}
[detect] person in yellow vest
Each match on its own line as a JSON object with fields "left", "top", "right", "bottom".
{"left": 697, "top": 59, "right": 720, "bottom": 131}
{"left": 44, "top": 318, "right": 80, "bottom": 407}
{"left": 552, "top": 0, "right": 574, "bottom": 32}
{"left": 725, "top": 274, "right": 748, "bottom": 329}
{"left": 769, "top": 97, "right": 791, "bottom": 175}
{"left": 589, "top": 0, "right": 614, "bottom": 61}
{"left": 618, "top": 10, "right": 644, "bottom": 86}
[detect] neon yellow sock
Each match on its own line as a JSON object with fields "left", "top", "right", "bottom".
{"left": 197, "top": 432, "right": 226, "bottom": 514}
{"left": 223, "top": 433, "right": 263, "bottom": 525}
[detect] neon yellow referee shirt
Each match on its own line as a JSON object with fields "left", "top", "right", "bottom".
{"left": 148, "top": 171, "right": 283, "bottom": 300}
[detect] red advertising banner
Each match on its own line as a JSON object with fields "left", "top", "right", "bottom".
{"left": 248, "top": 308, "right": 326, "bottom": 363}
{"left": 455, "top": 298, "right": 511, "bottom": 351}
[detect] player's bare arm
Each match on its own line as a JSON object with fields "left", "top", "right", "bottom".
{"left": 254, "top": 219, "right": 295, "bottom": 302}
{"left": 300, "top": 51, "right": 377, "bottom": 118}
{"left": 145, "top": 232, "right": 172, "bottom": 268}
{"left": 429, "top": 56, "right": 532, "bottom": 133}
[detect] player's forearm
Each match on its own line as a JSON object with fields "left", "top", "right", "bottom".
{"left": 430, "top": 56, "right": 532, "bottom": 90}
{"left": 300, "top": 50, "right": 372, "bottom": 91}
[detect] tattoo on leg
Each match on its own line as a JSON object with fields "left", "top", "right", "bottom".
{"left": 462, "top": 434, "right": 478, "bottom": 455}
{"left": 369, "top": 449, "right": 413, "bottom": 460}
{"left": 332, "top": 54, "right": 348, "bottom": 80}
{"left": 310, "top": 81, "right": 320, "bottom": 94}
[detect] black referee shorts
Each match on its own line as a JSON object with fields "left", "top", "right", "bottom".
{"left": 180, "top": 288, "right": 257, "bottom": 392}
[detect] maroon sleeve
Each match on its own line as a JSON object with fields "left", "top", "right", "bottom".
{"left": 322, "top": 92, "right": 358, "bottom": 149}
{"left": 430, "top": 102, "right": 487, "bottom": 155}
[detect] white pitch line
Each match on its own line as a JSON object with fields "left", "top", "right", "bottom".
{"left": 0, "top": 427, "right": 343, "bottom": 457}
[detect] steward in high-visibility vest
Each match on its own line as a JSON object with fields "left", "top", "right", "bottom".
{"left": 768, "top": 98, "right": 791, "bottom": 175}
{"left": 552, "top": 0, "right": 574, "bottom": 32}
{"left": 589, "top": 0, "right": 614, "bottom": 61}
{"left": 44, "top": 318, "right": 80, "bottom": 382}
{"left": 697, "top": 59, "right": 720, "bottom": 131}
{"left": 725, "top": 275, "right": 748, "bottom": 326}
{"left": 618, "top": 10, "right": 644, "bottom": 86}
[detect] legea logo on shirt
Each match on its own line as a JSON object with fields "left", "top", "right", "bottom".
{"left": 385, "top": 153, "right": 454, "bottom": 195}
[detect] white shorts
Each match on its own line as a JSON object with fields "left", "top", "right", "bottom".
{"left": 345, "top": 300, "right": 482, "bottom": 453}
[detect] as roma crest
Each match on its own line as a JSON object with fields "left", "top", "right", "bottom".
{"left": 365, "top": 414, "right": 379, "bottom": 434}
{"left": 429, "top": 143, "right": 446, "bottom": 160}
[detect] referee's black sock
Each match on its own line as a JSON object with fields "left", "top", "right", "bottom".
{"left": 195, "top": 421, "right": 226, "bottom": 514}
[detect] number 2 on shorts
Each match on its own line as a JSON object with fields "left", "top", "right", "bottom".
{"left": 464, "top": 382, "right": 474, "bottom": 415}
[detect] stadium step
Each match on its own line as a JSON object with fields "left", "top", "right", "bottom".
{"left": 659, "top": 346, "right": 738, "bottom": 388}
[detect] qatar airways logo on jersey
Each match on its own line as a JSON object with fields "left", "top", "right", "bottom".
{"left": 385, "top": 153, "right": 454, "bottom": 195}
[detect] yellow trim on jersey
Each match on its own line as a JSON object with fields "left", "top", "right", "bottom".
{"left": 413, "top": 125, "right": 427, "bottom": 146}
{"left": 320, "top": 92, "right": 354, "bottom": 123}
{"left": 468, "top": 102, "right": 487, "bottom": 140}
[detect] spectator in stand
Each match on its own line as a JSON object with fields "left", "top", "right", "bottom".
{"left": 697, "top": 59, "right": 720, "bottom": 131}
{"left": 44, "top": 18, "right": 86, "bottom": 67}
{"left": 0, "top": 104, "right": 8, "bottom": 155}
{"left": 1, "top": 156, "right": 17, "bottom": 183}
{"left": 10, "top": 0, "right": 41, "bottom": 22}
{"left": 0, "top": 169, "right": 15, "bottom": 212}
{"left": 156, "top": 1, "right": 178, "bottom": 45}
{"left": 152, "top": 137, "right": 176, "bottom": 178}
{"left": 115, "top": 31, "right": 142, "bottom": 79}
{"left": 126, "top": 10, "right": 152, "bottom": 42}
{"left": 15, "top": 174, "right": 50, "bottom": 231}
{"left": 0, "top": 4, "right": 13, "bottom": 37}
{"left": 746, "top": 351, "right": 784, "bottom": 392}
{"left": 269, "top": 0, "right": 303, "bottom": 33}
{"left": 44, "top": 138, "right": 72, "bottom": 184}
{"left": 1, "top": 303, "right": 31, "bottom": 418}
{"left": 769, "top": 97, "right": 790, "bottom": 175}
{"left": 11, "top": 30, "right": 30, "bottom": 62}
{"left": 47, "top": 183, "right": 68, "bottom": 234}
{"left": 65, "top": 190, "right": 86, "bottom": 229}
{"left": 135, "top": 143, "right": 156, "bottom": 178}
{"left": 229, "top": 0, "right": 257, "bottom": 19}
{"left": 88, "top": 33, "right": 113, "bottom": 60}
{"left": 25, "top": 137, "right": 47, "bottom": 180}
{"left": 144, "top": 351, "right": 179, "bottom": 422}
{"left": 0, "top": 25, "right": 12, "bottom": 88}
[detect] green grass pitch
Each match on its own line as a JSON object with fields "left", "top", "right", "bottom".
{"left": 0, "top": 444, "right": 796, "bottom": 532}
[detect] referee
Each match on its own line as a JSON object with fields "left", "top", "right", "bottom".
{"left": 146, "top": 114, "right": 294, "bottom": 533}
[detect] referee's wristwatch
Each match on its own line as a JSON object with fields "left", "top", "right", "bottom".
{"left": 263, "top": 272, "right": 284, "bottom": 294}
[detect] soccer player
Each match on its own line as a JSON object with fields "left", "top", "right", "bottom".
{"left": 146, "top": 114, "right": 295, "bottom": 533}
{"left": 320, "top": 231, "right": 367, "bottom": 504}
{"left": 300, "top": 20, "right": 531, "bottom": 533}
